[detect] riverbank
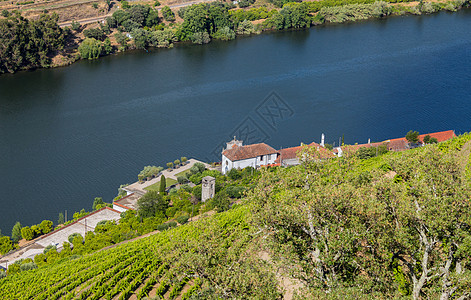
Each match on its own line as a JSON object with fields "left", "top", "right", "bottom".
{"left": 1, "top": 0, "right": 469, "bottom": 73}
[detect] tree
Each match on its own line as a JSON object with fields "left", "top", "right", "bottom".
{"left": 58, "top": 212, "right": 65, "bottom": 225}
{"left": 131, "top": 28, "right": 149, "bottom": 49}
{"left": 162, "top": 6, "right": 176, "bottom": 21}
{"left": 71, "top": 20, "right": 81, "bottom": 31}
{"left": 11, "top": 221, "right": 22, "bottom": 243}
{"left": 78, "top": 38, "right": 103, "bottom": 59}
{"left": 39, "top": 220, "right": 53, "bottom": 234}
{"left": 114, "top": 31, "right": 129, "bottom": 49}
{"left": 248, "top": 143, "right": 471, "bottom": 298}
{"left": 0, "top": 13, "right": 65, "bottom": 74}
{"left": 213, "top": 26, "right": 235, "bottom": 41}
{"left": 174, "top": 159, "right": 181, "bottom": 166}
{"left": 68, "top": 233, "right": 83, "bottom": 244}
{"left": 83, "top": 27, "right": 106, "bottom": 41}
{"left": 0, "top": 236, "right": 13, "bottom": 255}
{"left": 177, "top": 176, "right": 188, "bottom": 184}
{"left": 92, "top": 197, "right": 105, "bottom": 210}
{"left": 31, "top": 225, "right": 41, "bottom": 237}
{"left": 137, "top": 190, "right": 162, "bottom": 218}
{"left": 236, "top": 19, "right": 255, "bottom": 35}
{"left": 103, "top": 38, "right": 113, "bottom": 55}
{"left": 167, "top": 162, "right": 174, "bottom": 169}
{"left": 406, "top": 130, "right": 420, "bottom": 144}
{"left": 21, "top": 226, "right": 34, "bottom": 241}
{"left": 181, "top": 157, "right": 188, "bottom": 164}
{"left": 191, "top": 31, "right": 211, "bottom": 44}
{"left": 160, "top": 175, "right": 167, "bottom": 194}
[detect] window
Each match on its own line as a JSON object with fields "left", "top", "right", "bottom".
{"left": 260, "top": 155, "right": 263, "bottom": 160}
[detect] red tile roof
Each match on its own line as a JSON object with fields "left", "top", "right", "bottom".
{"left": 385, "top": 130, "right": 456, "bottom": 151}
{"left": 276, "top": 142, "right": 334, "bottom": 163}
{"left": 222, "top": 143, "right": 278, "bottom": 161}
{"left": 340, "top": 130, "right": 456, "bottom": 153}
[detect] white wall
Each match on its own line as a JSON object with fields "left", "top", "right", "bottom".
{"left": 222, "top": 153, "right": 278, "bottom": 174}
{"left": 113, "top": 204, "right": 128, "bottom": 213}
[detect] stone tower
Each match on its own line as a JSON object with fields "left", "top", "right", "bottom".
{"left": 201, "top": 176, "right": 216, "bottom": 202}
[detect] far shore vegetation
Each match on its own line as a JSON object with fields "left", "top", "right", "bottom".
{"left": 1, "top": 0, "right": 470, "bottom": 74}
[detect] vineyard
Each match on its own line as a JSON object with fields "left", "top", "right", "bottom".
{"left": 0, "top": 206, "right": 280, "bottom": 299}
{"left": 2, "top": 134, "right": 471, "bottom": 299}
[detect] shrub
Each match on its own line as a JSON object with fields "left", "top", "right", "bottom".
{"left": 122, "top": 19, "right": 140, "bottom": 32}
{"left": 213, "top": 26, "right": 236, "bottom": 40}
{"left": 157, "top": 223, "right": 169, "bottom": 231}
{"left": 177, "top": 176, "right": 188, "bottom": 184}
{"left": 238, "top": 0, "right": 255, "bottom": 8}
{"left": 174, "top": 159, "right": 180, "bottom": 166}
{"left": 68, "top": 233, "right": 83, "bottom": 244}
{"left": 176, "top": 215, "right": 189, "bottom": 225}
{"left": 1, "top": 9, "right": 10, "bottom": 18}
{"left": 194, "top": 162, "right": 206, "bottom": 173}
{"left": 192, "top": 185, "right": 202, "bottom": 200}
{"left": 20, "top": 262, "right": 37, "bottom": 271}
{"left": 71, "top": 20, "right": 81, "bottom": 31}
{"left": 225, "top": 186, "right": 245, "bottom": 198}
{"left": 39, "top": 220, "right": 54, "bottom": 234}
{"left": 0, "top": 236, "right": 13, "bottom": 255}
{"left": 21, "top": 226, "right": 34, "bottom": 241}
{"left": 167, "top": 221, "right": 177, "bottom": 228}
{"left": 162, "top": 6, "right": 176, "bottom": 21}
{"left": 83, "top": 27, "right": 106, "bottom": 41}
{"left": 236, "top": 19, "right": 255, "bottom": 35}
{"left": 420, "top": 1, "right": 436, "bottom": 13}
{"left": 78, "top": 38, "right": 103, "bottom": 59}
{"left": 191, "top": 32, "right": 211, "bottom": 44}
{"left": 0, "top": 269, "right": 6, "bottom": 279}
{"left": 227, "top": 168, "right": 242, "bottom": 180}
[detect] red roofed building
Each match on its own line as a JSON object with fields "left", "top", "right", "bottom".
{"left": 334, "top": 130, "right": 456, "bottom": 156}
{"left": 385, "top": 130, "right": 456, "bottom": 151}
{"left": 277, "top": 142, "right": 335, "bottom": 166}
{"left": 222, "top": 137, "right": 279, "bottom": 174}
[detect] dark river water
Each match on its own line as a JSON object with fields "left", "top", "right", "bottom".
{"left": 1, "top": 10, "right": 471, "bottom": 234}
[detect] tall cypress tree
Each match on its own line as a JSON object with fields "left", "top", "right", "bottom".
{"left": 159, "top": 175, "right": 166, "bottom": 194}
{"left": 11, "top": 222, "right": 22, "bottom": 243}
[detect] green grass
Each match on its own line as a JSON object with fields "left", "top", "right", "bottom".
{"left": 175, "top": 169, "right": 191, "bottom": 178}
{"left": 144, "top": 178, "right": 178, "bottom": 191}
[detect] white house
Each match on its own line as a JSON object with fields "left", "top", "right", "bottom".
{"left": 222, "top": 138, "right": 279, "bottom": 174}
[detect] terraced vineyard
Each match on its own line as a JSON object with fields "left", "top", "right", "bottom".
{"left": 0, "top": 207, "right": 280, "bottom": 300}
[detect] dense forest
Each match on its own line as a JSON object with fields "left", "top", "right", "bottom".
{"left": 0, "top": 13, "right": 66, "bottom": 74}
{"left": 1, "top": 133, "right": 471, "bottom": 299}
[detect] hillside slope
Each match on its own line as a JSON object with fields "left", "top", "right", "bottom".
{"left": 1, "top": 133, "right": 471, "bottom": 299}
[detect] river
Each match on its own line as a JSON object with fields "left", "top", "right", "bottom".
{"left": 1, "top": 10, "right": 470, "bottom": 233}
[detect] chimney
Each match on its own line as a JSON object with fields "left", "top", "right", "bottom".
{"left": 368, "top": 138, "right": 371, "bottom": 144}
{"left": 320, "top": 133, "right": 325, "bottom": 147}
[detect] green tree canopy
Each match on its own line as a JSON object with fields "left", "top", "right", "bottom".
{"left": 0, "top": 13, "right": 65, "bottom": 73}
{"left": 21, "top": 226, "right": 34, "bottom": 241}
{"left": 248, "top": 143, "right": 471, "bottom": 298}
{"left": 159, "top": 175, "right": 166, "bottom": 194}
{"left": 92, "top": 197, "right": 105, "bottom": 210}
{"left": 0, "top": 236, "right": 13, "bottom": 255}
{"left": 78, "top": 38, "right": 103, "bottom": 59}
{"left": 406, "top": 130, "right": 420, "bottom": 144}
{"left": 137, "top": 190, "right": 163, "bottom": 218}
{"left": 39, "top": 220, "right": 53, "bottom": 235}
{"left": 11, "top": 221, "right": 22, "bottom": 243}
